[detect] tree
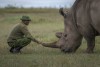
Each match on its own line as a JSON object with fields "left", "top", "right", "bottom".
{"left": 5, "top": 4, "right": 18, "bottom": 9}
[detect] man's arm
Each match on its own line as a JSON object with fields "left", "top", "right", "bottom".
{"left": 21, "top": 26, "right": 40, "bottom": 44}
{"left": 31, "top": 38, "right": 41, "bottom": 44}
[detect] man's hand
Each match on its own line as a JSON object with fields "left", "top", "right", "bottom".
{"left": 32, "top": 38, "right": 39, "bottom": 43}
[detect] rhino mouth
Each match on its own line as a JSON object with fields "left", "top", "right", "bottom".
{"left": 60, "top": 45, "right": 77, "bottom": 53}
{"left": 60, "top": 45, "right": 80, "bottom": 53}
{"left": 61, "top": 48, "right": 73, "bottom": 53}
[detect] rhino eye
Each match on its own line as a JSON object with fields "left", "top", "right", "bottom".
{"left": 64, "top": 34, "right": 67, "bottom": 37}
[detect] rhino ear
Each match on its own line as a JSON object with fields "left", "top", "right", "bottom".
{"left": 59, "top": 8, "right": 66, "bottom": 17}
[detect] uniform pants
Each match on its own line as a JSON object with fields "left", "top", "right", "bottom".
{"left": 8, "top": 37, "right": 31, "bottom": 48}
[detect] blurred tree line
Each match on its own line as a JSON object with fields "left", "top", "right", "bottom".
{"left": 5, "top": 4, "right": 18, "bottom": 9}
{"left": 1, "top": 4, "right": 69, "bottom": 9}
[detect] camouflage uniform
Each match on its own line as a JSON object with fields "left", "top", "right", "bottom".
{"left": 7, "top": 22, "right": 38, "bottom": 48}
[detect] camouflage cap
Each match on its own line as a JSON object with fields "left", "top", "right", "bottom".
{"left": 20, "top": 16, "right": 31, "bottom": 21}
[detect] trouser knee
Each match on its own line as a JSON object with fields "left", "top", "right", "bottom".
{"left": 21, "top": 38, "right": 31, "bottom": 47}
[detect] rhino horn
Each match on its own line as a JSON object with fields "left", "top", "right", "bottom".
{"left": 55, "top": 32, "right": 63, "bottom": 38}
{"left": 39, "top": 41, "right": 59, "bottom": 48}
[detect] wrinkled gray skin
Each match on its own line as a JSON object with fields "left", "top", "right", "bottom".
{"left": 40, "top": 0, "right": 100, "bottom": 53}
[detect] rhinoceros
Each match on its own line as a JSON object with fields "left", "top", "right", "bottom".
{"left": 40, "top": 0, "right": 100, "bottom": 53}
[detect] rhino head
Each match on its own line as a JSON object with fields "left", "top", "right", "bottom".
{"left": 57, "top": 8, "right": 83, "bottom": 53}
{"left": 40, "top": 8, "right": 83, "bottom": 53}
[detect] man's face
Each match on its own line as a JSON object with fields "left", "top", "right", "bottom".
{"left": 22, "top": 20, "right": 30, "bottom": 25}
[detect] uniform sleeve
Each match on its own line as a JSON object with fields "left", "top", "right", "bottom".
{"left": 21, "top": 26, "right": 40, "bottom": 43}
{"left": 21, "top": 26, "right": 32, "bottom": 38}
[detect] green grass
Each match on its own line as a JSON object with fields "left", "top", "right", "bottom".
{"left": 0, "top": 9, "right": 100, "bottom": 67}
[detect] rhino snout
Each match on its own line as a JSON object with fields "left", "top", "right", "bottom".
{"left": 60, "top": 46, "right": 73, "bottom": 53}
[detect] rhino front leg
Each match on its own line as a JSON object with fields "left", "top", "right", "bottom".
{"left": 85, "top": 36, "right": 95, "bottom": 53}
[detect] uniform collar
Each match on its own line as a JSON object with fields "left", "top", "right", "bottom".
{"left": 20, "top": 22, "right": 27, "bottom": 26}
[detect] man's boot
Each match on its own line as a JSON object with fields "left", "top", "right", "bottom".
{"left": 15, "top": 46, "right": 23, "bottom": 53}
{"left": 10, "top": 47, "right": 19, "bottom": 53}
{"left": 10, "top": 47, "right": 14, "bottom": 53}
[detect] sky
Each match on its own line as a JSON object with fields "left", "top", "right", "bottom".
{"left": 0, "top": 0, "right": 75, "bottom": 8}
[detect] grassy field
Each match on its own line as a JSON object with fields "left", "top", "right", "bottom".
{"left": 0, "top": 8, "right": 100, "bottom": 67}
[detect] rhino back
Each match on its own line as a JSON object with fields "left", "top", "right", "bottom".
{"left": 73, "top": 0, "right": 98, "bottom": 37}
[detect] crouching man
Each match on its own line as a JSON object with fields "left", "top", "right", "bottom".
{"left": 7, "top": 16, "right": 40, "bottom": 53}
